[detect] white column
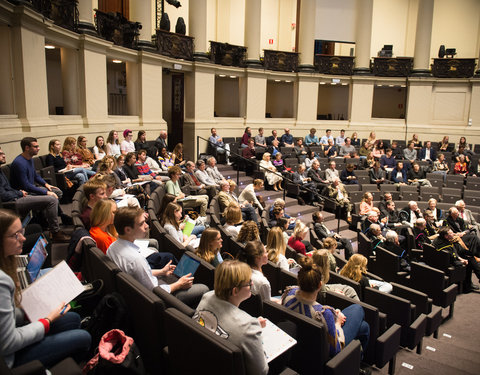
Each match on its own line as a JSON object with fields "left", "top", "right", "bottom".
{"left": 475, "top": 13, "right": 480, "bottom": 76}
{"left": 412, "top": 0, "right": 434, "bottom": 75}
{"left": 354, "top": 0, "right": 373, "bottom": 74}
{"left": 297, "top": 0, "right": 315, "bottom": 71}
{"left": 244, "top": 0, "right": 261, "bottom": 66}
{"left": 77, "top": 0, "right": 98, "bottom": 34}
{"left": 189, "top": 0, "right": 209, "bottom": 60}
{"left": 60, "top": 48, "right": 80, "bottom": 115}
{"left": 130, "top": 0, "right": 154, "bottom": 48}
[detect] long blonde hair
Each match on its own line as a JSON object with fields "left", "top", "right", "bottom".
{"left": 340, "top": 254, "right": 368, "bottom": 283}
{"left": 197, "top": 228, "right": 221, "bottom": 264}
{"left": 90, "top": 199, "right": 118, "bottom": 238}
{"left": 266, "top": 227, "right": 286, "bottom": 263}
{"left": 312, "top": 249, "right": 331, "bottom": 284}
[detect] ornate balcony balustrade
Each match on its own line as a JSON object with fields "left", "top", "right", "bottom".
{"left": 95, "top": 9, "right": 141, "bottom": 49}
{"left": 155, "top": 29, "right": 194, "bottom": 60}
{"left": 432, "top": 58, "right": 476, "bottom": 78}
{"left": 263, "top": 50, "right": 298, "bottom": 72}
{"left": 209, "top": 41, "right": 246, "bottom": 67}
{"left": 372, "top": 57, "right": 413, "bottom": 77}
{"left": 314, "top": 55, "right": 354, "bottom": 75}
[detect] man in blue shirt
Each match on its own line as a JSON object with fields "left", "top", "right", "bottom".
{"left": 335, "top": 129, "right": 346, "bottom": 146}
{"left": 0, "top": 146, "right": 70, "bottom": 242}
{"left": 280, "top": 128, "right": 294, "bottom": 147}
{"left": 320, "top": 129, "right": 333, "bottom": 146}
{"left": 305, "top": 128, "right": 319, "bottom": 146}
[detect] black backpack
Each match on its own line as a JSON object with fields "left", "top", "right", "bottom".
{"left": 83, "top": 292, "right": 131, "bottom": 349}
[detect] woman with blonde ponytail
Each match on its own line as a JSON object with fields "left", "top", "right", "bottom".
{"left": 340, "top": 254, "right": 392, "bottom": 293}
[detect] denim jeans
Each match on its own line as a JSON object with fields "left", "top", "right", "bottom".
{"left": 191, "top": 225, "right": 206, "bottom": 237}
{"left": 14, "top": 312, "right": 91, "bottom": 368}
{"left": 341, "top": 304, "right": 370, "bottom": 355}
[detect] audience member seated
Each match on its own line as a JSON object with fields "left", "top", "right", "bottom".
{"left": 351, "top": 132, "right": 360, "bottom": 147}
{"left": 281, "top": 128, "right": 294, "bottom": 147}
{"left": 266, "top": 227, "right": 292, "bottom": 271}
{"left": 182, "top": 160, "right": 214, "bottom": 200}
{"left": 371, "top": 140, "right": 385, "bottom": 159}
{"left": 312, "top": 250, "right": 359, "bottom": 301}
{"left": 237, "top": 221, "right": 261, "bottom": 244}
{"left": 369, "top": 161, "right": 386, "bottom": 185}
{"left": 325, "top": 161, "right": 339, "bottom": 183}
{"left": 237, "top": 240, "right": 271, "bottom": 301}
{"left": 209, "top": 127, "right": 229, "bottom": 156}
{"left": 366, "top": 223, "right": 386, "bottom": 255}
{"left": 446, "top": 207, "right": 480, "bottom": 256}
{"left": 196, "top": 228, "right": 224, "bottom": 267}
{"left": 469, "top": 158, "right": 480, "bottom": 177}
{"left": 158, "top": 147, "right": 175, "bottom": 171}
{"left": 195, "top": 159, "right": 219, "bottom": 190}
{"left": 454, "top": 154, "right": 469, "bottom": 176}
{"left": 269, "top": 199, "right": 296, "bottom": 229}
{"left": 366, "top": 131, "right": 376, "bottom": 148}
{"left": 241, "top": 138, "right": 257, "bottom": 174}
{"left": 166, "top": 166, "right": 208, "bottom": 217}
{"left": 268, "top": 138, "right": 281, "bottom": 157}
{"left": 328, "top": 178, "right": 353, "bottom": 223}
{"left": 172, "top": 143, "right": 186, "bottom": 167}
{"left": 134, "top": 130, "right": 148, "bottom": 152}
{"left": 266, "top": 129, "right": 279, "bottom": 147}
{"left": 457, "top": 136, "right": 470, "bottom": 152}
{"left": 272, "top": 152, "right": 287, "bottom": 175}
{"left": 383, "top": 230, "right": 410, "bottom": 271}
{"left": 432, "top": 153, "right": 449, "bottom": 182}
{"left": 106, "top": 130, "right": 121, "bottom": 157}
{"left": 390, "top": 141, "right": 404, "bottom": 159}
{"left": 89, "top": 199, "right": 118, "bottom": 253}
{"left": 154, "top": 130, "right": 168, "bottom": 153}
{"left": 0, "top": 209, "right": 91, "bottom": 369}
{"left": 282, "top": 256, "right": 370, "bottom": 357}
{"left": 307, "top": 160, "right": 328, "bottom": 195}
{"left": 93, "top": 135, "right": 107, "bottom": 161}
{"left": 380, "top": 149, "right": 395, "bottom": 171}
{"left": 433, "top": 227, "right": 479, "bottom": 293}
{"left": 241, "top": 127, "right": 252, "bottom": 148}
{"left": 288, "top": 221, "right": 313, "bottom": 256}
{"left": 206, "top": 157, "right": 226, "bottom": 185}
{"left": 162, "top": 202, "right": 204, "bottom": 248}
{"left": 379, "top": 200, "right": 404, "bottom": 229}
{"left": 122, "top": 152, "right": 156, "bottom": 195}
{"left": 76, "top": 136, "right": 95, "bottom": 167}
{"left": 335, "top": 129, "right": 346, "bottom": 146}
{"left": 218, "top": 180, "right": 258, "bottom": 223}
{"left": 293, "top": 164, "right": 320, "bottom": 205}
{"left": 438, "top": 136, "right": 452, "bottom": 152}
{"left": 304, "top": 150, "right": 317, "bottom": 169}
{"left": 362, "top": 211, "right": 386, "bottom": 234}
{"left": 320, "top": 129, "right": 334, "bottom": 146}
{"left": 223, "top": 203, "right": 243, "bottom": 240}
{"left": 80, "top": 180, "right": 107, "bottom": 229}
{"left": 324, "top": 139, "right": 337, "bottom": 158}
{"left": 456, "top": 200, "right": 480, "bottom": 235}
{"left": 193, "top": 260, "right": 269, "bottom": 375}
{"left": 402, "top": 201, "right": 423, "bottom": 227}
{"left": 391, "top": 161, "right": 407, "bottom": 185}
{"left": 294, "top": 138, "right": 308, "bottom": 160}
{"left": 378, "top": 192, "right": 393, "bottom": 217}
{"left": 403, "top": 142, "right": 417, "bottom": 164}
{"left": 419, "top": 141, "right": 437, "bottom": 162}
{"left": 407, "top": 162, "right": 432, "bottom": 187}
{"left": 339, "top": 137, "right": 356, "bottom": 157}
{"left": 312, "top": 211, "right": 353, "bottom": 259}
{"left": 120, "top": 129, "right": 135, "bottom": 155}
{"left": 359, "top": 192, "right": 380, "bottom": 216}
{"left": 305, "top": 128, "right": 320, "bottom": 146}
{"left": 340, "top": 253, "right": 392, "bottom": 293}
{"left": 61, "top": 137, "right": 96, "bottom": 180}
{"left": 413, "top": 218, "right": 438, "bottom": 251}
{"left": 322, "top": 237, "right": 339, "bottom": 272}
{"left": 362, "top": 152, "right": 375, "bottom": 169}
{"left": 238, "top": 178, "right": 264, "bottom": 210}
{"left": 424, "top": 209, "right": 441, "bottom": 236}
{"left": 340, "top": 163, "right": 358, "bottom": 185}
{"left": 0, "top": 147, "right": 70, "bottom": 242}
{"left": 108, "top": 206, "right": 208, "bottom": 307}
{"left": 135, "top": 149, "right": 164, "bottom": 184}
{"left": 254, "top": 127, "right": 267, "bottom": 148}
{"left": 46, "top": 139, "right": 92, "bottom": 187}
{"left": 259, "top": 153, "right": 283, "bottom": 191}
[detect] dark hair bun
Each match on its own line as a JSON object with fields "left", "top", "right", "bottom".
{"left": 298, "top": 256, "right": 313, "bottom": 270}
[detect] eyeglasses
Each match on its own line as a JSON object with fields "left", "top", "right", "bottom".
{"left": 238, "top": 280, "right": 253, "bottom": 289}
{"left": 7, "top": 228, "right": 25, "bottom": 241}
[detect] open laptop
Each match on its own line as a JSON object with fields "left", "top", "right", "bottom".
{"left": 173, "top": 253, "right": 201, "bottom": 278}
{"left": 26, "top": 234, "right": 49, "bottom": 283}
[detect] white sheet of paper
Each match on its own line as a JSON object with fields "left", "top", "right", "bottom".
{"left": 20, "top": 261, "right": 85, "bottom": 322}
{"left": 262, "top": 318, "right": 297, "bottom": 362}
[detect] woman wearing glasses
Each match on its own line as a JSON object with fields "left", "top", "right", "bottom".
{"left": 0, "top": 209, "right": 91, "bottom": 369}
{"left": 193, "top": 260, "right": 268, "bottom": 375}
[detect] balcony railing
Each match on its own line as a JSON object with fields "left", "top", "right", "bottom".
{"left": 263, "top": 50, "right": 298, "bottom": 72}
{"left": 209, "top": 41, "right": 246, "bottom": 67}
{"left": 155, "top": 29, "right": 194, "bottom": 60}
{"left": 432, "top": 58, "right": 476, "bottom": 78}
{"left": 314, "top": 55, "right": 354, "bottom": 75}
{"left": 372, "top": 57, "right": 413, "bottom": 77}
{"left": 95, "top": 9, "right": 141, "bottom": 49}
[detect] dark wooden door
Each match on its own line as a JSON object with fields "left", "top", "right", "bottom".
{"left": 169, "top": 73, "right": 184, "bottom": 148}
{"left": 98, "top": 0, "right": 129, "bottom": 18}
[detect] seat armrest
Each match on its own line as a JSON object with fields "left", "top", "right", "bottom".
{"left": 440, "top": 283, "right": 457, "bottom": 308}
{"left": 325, "top": 340, "right": 361, "bottom": 375}
{"left": 375, "top": 324, "right": 401, "bottom": 369}
{"left": 407, "top": 313, "right": 427, "bottom": 350}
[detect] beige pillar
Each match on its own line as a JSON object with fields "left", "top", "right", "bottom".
{"left": 77, "top": 0, "right": 98, "bottom": 34}
{"left": 60, "top": 48, "right": 80, "bottom": 115}
{"left": 130, "top": 0, "right": 154, "bottom": 48}
{"left": 244, "top": 0, "right": 262, "bottom": 66}
{"left": 297, "top": 76, "right": 318, "bottom": 122}
{"left": 297, "top": 0, "right": 315, "bottom": 71}
{"left": 412, "top": 0, "right": 434, "bottom": 76}
{"left": 354, "top": 0, "right": 373, "bottom": 74}
{"left": 189, "top": 0, "right": 209, "bottom": 60}
{"left": 475, "top": 13, "right": 480, "bottom": 76}
{"left": 245, "top": 71, "right": 267, "bottom": 121}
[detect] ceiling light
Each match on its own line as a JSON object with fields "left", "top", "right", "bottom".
{"left": 274, "top": 79, "right": 281, "bottom": 82}
{"left": 45, "top": 45, "right": 55, "bottom": 49}
{"left": 320, "top": 82, "right": 326, "bottom": 85}
{"left": 219, "top": 74, "right": 226, "bottom": 77}
{"left": 112, "top": 59, "right": 122, "bottom": 64}
{"left": 229, "top": 75, "right": 237, "bottom": 78}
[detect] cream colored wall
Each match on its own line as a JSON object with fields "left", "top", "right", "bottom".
{"left": 0, "top": 25, "right": 14, "bottom": 115}
{"left": 277, "top": 0, "right": 297, "bottom": 52}
{"left": 431, "top": 0, "right": 480, "bottom": 58}
{"left": 315, "top": 0, "right": 356, "bottom": 43}
{"left": 260, "top": 0, "right": 280, "bottom": 53}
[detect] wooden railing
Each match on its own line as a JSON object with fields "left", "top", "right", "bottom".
{"left": 155, "top": 29, "right": 194, "bottom": 60}
{"left": 209, "top": 41, "right": 246, "bottom": 67}
{"left": 263, "top": 50, "right": 298, "bottom": 72}
{"left": 372, "top": 57, "right": 413, "bottom": 77}
{"left": 95, "top": 9, "right": 141, "bottom": 49}
{"left": 314, "top": 55, "right": 354, "bottom": 75}
{"left": 432, "top": 58, "right": 476, "bottom": 78}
